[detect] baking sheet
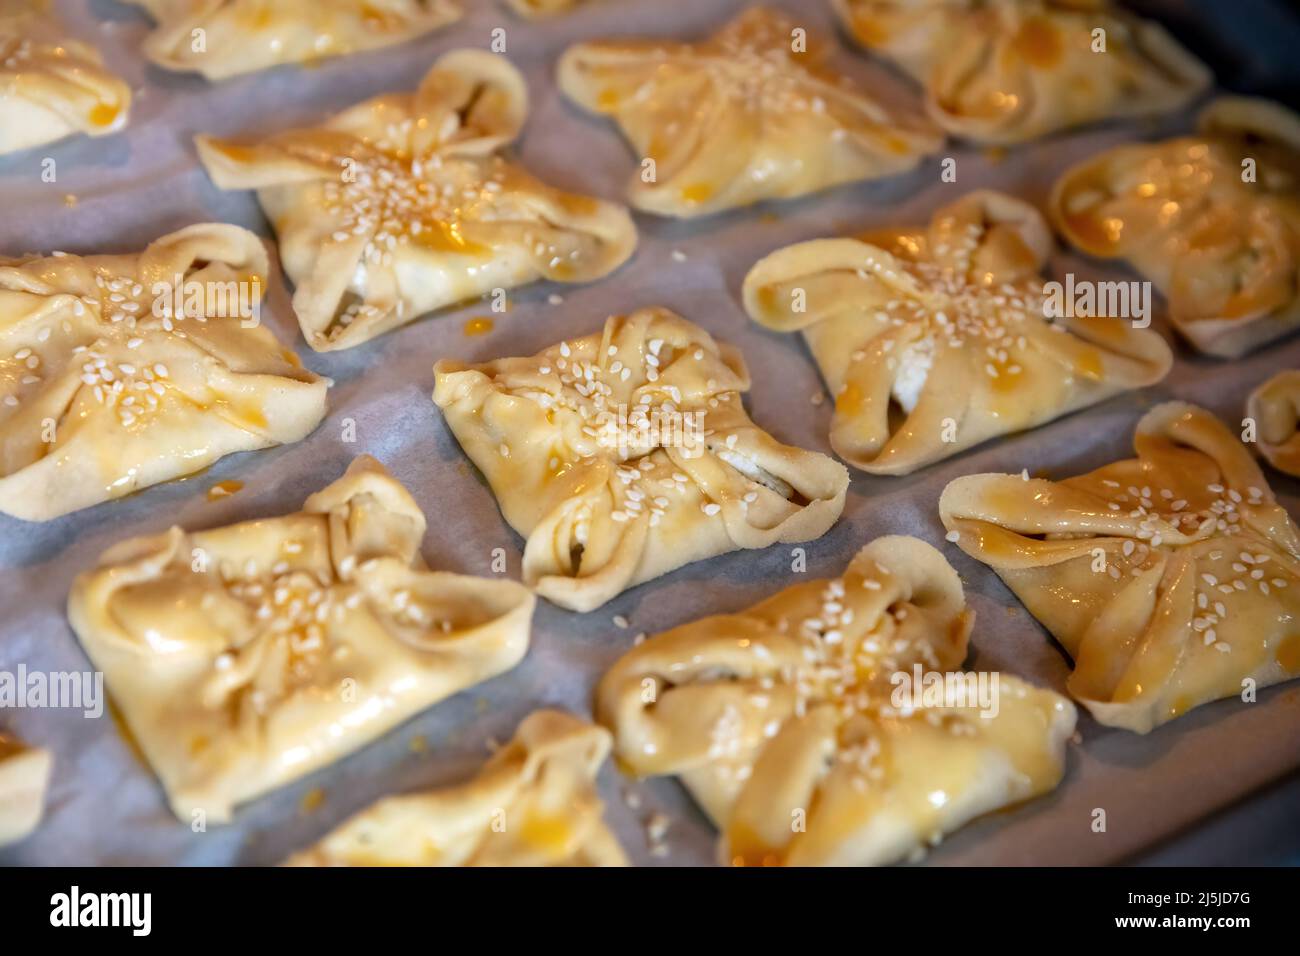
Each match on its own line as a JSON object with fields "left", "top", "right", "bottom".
{"left": 2, "top": 0, "right": 1299, "bottom": 866}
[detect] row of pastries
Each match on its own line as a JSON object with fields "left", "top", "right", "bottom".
{"left": 2, "top": 0, "right": 1299, "bottom": 865}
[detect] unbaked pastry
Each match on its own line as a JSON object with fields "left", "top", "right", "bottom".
{"left": 196, "top": 50, "right": 637, "bottom": 351}
{"left": 504, "top": 0, "right": 594, "bottom": 18}
{"left": 596, "top": 535, "right": 1076, "bottom": 866}
{"left": 743, "top": 190, "right": 1172, "bottom": 475}
{"left": 556, "top": 6, "right": 942, "bottom": 218}
{"left": 126, "top": 0, "right": 462, "bottom": 80}
{"left": 0, "top": 223, "right": 327, "bottom": 522}
{"left": 940, "top": 402, "right": 1300, "bottom": 733}
{"left": 1247, "top": 370, "right": 1300, "bottom": 477}
{"left": 832, "top": 0, "right": 1209, "bottom": 144}
{"left": 287, "top": 710, "right": 626, "bottom": 866}
{"left": 433, "top": 307, "right": 850, "bottom": 612}
{"left": 0, "top": 2, "right": 131, "bottom": 155}
{"left": 0, "top": 734, "right": 51, "bottom": 847}
{"left": 1051, "top": 97, "right": 1300, "bottom": 357}
{"left": 67, "top": 456, "right": 536, "bottom": 822}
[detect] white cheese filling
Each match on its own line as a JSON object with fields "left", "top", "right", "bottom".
{"left": 890, "top": 336, "right": 935, "bottom": 414}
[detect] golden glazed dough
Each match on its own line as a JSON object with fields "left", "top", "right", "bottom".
{"left": 503, "top": 0, "right": 595, "bottom": 18}
{"left": 743, "top": 190, "right": 1172, "bottom": 475}
{"left": 0, "top": 224, "right": 328, "bottom": 522}
{"left": 833, "top": 0, "right": 1209, "bottom": 144}
{"left": 557, "top": 6, "right": 942, "bottom": 218}
{"left": 126, "top": 0, "right": 462, "bottom": 80}
{"left": 1051, "top": 97, "right": 1300, "bottom": 358}
{"left": 940, "top": 402, "right": 1300, "bottom": 733}
{"left": 67, "top": 456, "right": 536, "bottom": 822}
{"left": 287, "top": 710, "right": 627, "bottom": 866}
{"left": 0, "top": 734, "right": 51, "bottom": 847}
{"left": 0, "top": 2, "right": 130, "bottom": 155}
{"left": 433, "top": 307, "right": 850, "bottom": 612}
{"left": 1248, "top": 370, "right": 1300, "bottom": 477}
{"left": 196, "top": 50, "right": 637, "bottom": 351}
{"left": 596, "top": 536, "right": 1076, "bottom": 866}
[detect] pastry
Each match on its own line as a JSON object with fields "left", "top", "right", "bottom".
{"left": 67, "top": 456, "right": 536, "bottom": 822}
{"left": 556, "top": 6, "right": 942, "bottom": 218}
{"left": 0, "top": 1, "right": 130, "bottom": 155}
{"left": 1248, "top": 370, "right": 1300, "bottom": 477}
{"left": 433, "top": 307, "right": 850, "bottom": 612}
{"left": 0, "top": 734, "right": 50, "bottom": 846}
{"left": 595, "top": 535, "right": 1077, "bottom": 865}
{"left": 504, "top": 0, "right": 594, "bottom": 18}
{"left": 743, "top": 190, "right": 1172, "bottom": 475}
{"left": 0, "top": 223, "right": 327, "bottom": 521}
{"left": 832, "top": 0, "right": 1209, "bottom": 144}
{"left": 940, "top": 402, "right": 1300, "bottom": 733}
{"left": 196, "top": 50, "right": 637, "bottom": 351}
{"left": 125, "top": 0, "right": 462, "bottom": 80}
{"left": 287, "top": 710, "right": 627, "bottom": 866}
{"left": 1051, "top": 97, "right": 1300, "bottom": 357}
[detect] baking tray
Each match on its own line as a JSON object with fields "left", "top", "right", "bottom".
{"left": 1, "top": 0, "right": 1298, "bottom": 866}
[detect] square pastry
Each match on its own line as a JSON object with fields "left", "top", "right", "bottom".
{"left": 0, "top": 734, "right": 51, "bottom": 847}
{"left": 0, "top": 3, "right": 130, "bottom": 155}
{"left": 0, "top": 223, "right": 328, "bottom": 521}
{"left": 743, "top": 190, "right": 1172, "bottom": 475}
{"left": 126, "top": 0, "right": 462, "bottom": 79}
{"left": 505, "top": 0, "right": 594, "bottom": 18}
{"left": 67, "top": 456, "right": 536, "bottom": 822}
{"left": 941, "top": 402, "right": 1300, "bottom": 733}
{"left": 596, "top": 535, "right": 1076, "bottom": 866}
{"left": 557, "top": 6, "right": 942, "bottom": 218}
{"left": 434, "top": 307, "right": 850, "bottom": 612}
{"left": 833, "top": 0, "right": 1209, "bottom": 144}
{"left": 287, "top": 710, "right": 627, "bottom": 866}
{"left": 1052, "top": 97, "right": 1300, "bottom": 358}
{"left": 196, "top": 50, "right": 637, "bottom": 351}
{"left": 1248, "top": 370, "right": 1300, "bottom": 478}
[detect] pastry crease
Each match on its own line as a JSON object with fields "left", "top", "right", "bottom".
{"left": 558, "top": 6, "right": 942, "bottom": 218}
{"left": 1248, "top": 370, "right": 1300, "bottom": 477}
{"left": 833, "top": 0, "right": 1209, "bottom": 144}
{"left": 1051, "top": 97, "right": 1300, "bottom": 357}
{"left": 0, "top": 733, "right": 51, "bottom": 847}
{"left": 433, "top": 307, "right": 850, "bottom": 612}
{"left": 596, "top": 535, "right": 1076, "bottom": 865}
{"left": 0, "top": 223, "right": 327, "bottom": 521}
{"left": 0, "top": 4, "right": 130, "bottom": 155}
{"left": 67, "top": 456, "right": 536, "bottom": 822}
{"left": 287, "top": 710, "right": 627, "bottom": 866}
{"left": 940, "top": 402, "right": 1300, "bottom": 732}
{"left": 126, "top": 0, "right": 462, "bottom": 79}
{"left": 196, "top": 50, "right": 636, "bottom": 351}
{"left": 743, "top": 190, "right": 1172, "bottom": 475}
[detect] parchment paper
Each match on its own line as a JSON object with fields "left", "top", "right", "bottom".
{"left": 1, "top": 0, "right": 1298, "bottom": 866}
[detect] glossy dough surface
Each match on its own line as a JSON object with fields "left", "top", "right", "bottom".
{"left": 0, "top": 734, "right": 51, "bottom": 847}
{"left": 743, "top": 190, "right": 1172, "bottom": 475}
{"left": 557, "top": 6, "right": 942, "bottom": 218}
{"left": 0, "top": 224, "right": 327, "bottom": 521}
{"left": 67, "top": 456, "right": 536, "bottom": 822}
{"left": 0, "top": 3, "right": 130, "bottom": 155}
{"left": 941, "top": 403, "right": 1300, "bottom": 733}
{"left": 504, "top": 0, "right": 594, "bottom": 18}
{"left": 126, "top": 0, "right": 462, "bottom": 79}
{"left": 434, "top": 307, "right": 850, "bottom": 612}
{"left": 833, "top": 0, "right": 1209, "bottom": 144}
{"left": 596, "top": 535, "right": 1076, "bottom": 865}
{"left": 1051, "top": 98, "right": 1300, "bottom": 357}
{"left": 1248, "top": 370, "right": 1300, "bottom": 477}
{"left": 287, "top": 710, "right": 626, "bottom": 866}
{"left": 196, "top": 50, "right": 635, "bottom": 351}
